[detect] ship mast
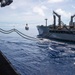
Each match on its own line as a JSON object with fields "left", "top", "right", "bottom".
{"left": 45, "top": 18, "right": 48, "bottom": 26}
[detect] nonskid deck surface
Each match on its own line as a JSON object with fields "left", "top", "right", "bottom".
{"left": 0, "top": 51, "right": 20, "bottom": 75}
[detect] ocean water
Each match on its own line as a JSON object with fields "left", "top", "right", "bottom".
{"left": 0, "top": 24, "right": 75, "bottom": 75}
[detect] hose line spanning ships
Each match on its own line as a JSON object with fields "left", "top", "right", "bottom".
{"left": 37, "top": 11, "right": 75, "bottom": 42}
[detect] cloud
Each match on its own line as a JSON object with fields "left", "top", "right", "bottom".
{"left": 0, "top": 0, "right": 74, "bottom": 25}
{"left": 10, "top": 6, "right": 17, "bottom": 10}
{"left": 48, "top": 0, "right": 64, "bottom": 3}
{"left": 33, "top": 6, "right": 46, "bottom": 16}
{"left": 72, "top": 5, "right": 75, "bottom": 9}
{"left": 55, "top": 9, "right": 72, "bottom": 18}
{"left": 10, "top": 0, "right": 27, "bottom": 10}
{"left": 41, "top": 5, "right": 48, "bottom": 10}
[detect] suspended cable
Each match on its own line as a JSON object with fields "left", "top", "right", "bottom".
{"left": 0, "top": 28, "right": 40, "bottom": 41}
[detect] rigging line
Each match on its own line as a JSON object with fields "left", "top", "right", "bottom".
{"left": 0, "top": 28, "right": 41, "bottom": 41}
{"left": 0, "top": 28, "right": 14, "bottom": 32}
{"left": 15, "top": 29, "right": 40, "bottom": 41}
{"left": 0, "top": 29, "right": 14, "bottom": 34}
{"left": 15, "top": 29, "right": 37, "bottom": 39}
{"left": 16, "top": 31, "right": 32, "bottom": 40}
{"left": 15, "top": 29, "right": 39, "bottom": 41}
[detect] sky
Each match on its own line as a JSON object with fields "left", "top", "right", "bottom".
{"left": 0, "top": 0, "right": 75, "bottom": 25}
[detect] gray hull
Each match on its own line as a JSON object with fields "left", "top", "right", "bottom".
{"left": 37, "top": 26, "right": 75, "bottom": 42}
{"left": 37, "top": 26, "right": 50, "bottom": 37}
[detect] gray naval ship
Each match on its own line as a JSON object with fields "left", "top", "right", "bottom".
{"left": 37, "top": 11, "right": 75, "bottom": 42}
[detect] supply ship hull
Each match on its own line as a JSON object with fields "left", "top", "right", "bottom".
{"left": 37, "top": 25, "right": 75, "bottom": 42}
{"left": 37, "top": 11, "right": 75, "bottom": 42}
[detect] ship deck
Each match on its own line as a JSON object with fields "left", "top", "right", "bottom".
{"left": 0, "top": 51, "right": 20, "bottom": 75}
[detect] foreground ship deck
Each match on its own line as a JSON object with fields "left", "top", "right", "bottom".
{"left": 0, "top": 51, "right": 20, "bottom": 75}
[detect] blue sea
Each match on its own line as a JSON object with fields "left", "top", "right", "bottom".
{"left": 0, "top": 24, "right": 75, "bottom": 75}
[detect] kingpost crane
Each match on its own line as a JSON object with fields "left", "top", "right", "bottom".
{"left": 53, "top": 11, "right": 61, "bottom": 28}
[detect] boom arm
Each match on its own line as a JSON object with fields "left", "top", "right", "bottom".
{"left": 53, "top": 11, "right": 60, "bottom": 17}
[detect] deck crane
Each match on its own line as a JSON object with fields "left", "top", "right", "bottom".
{"left": 69, "top": 14, "right": 75, "bottom": 28}
{"left": 53, "top": 11, "right": 61, "bottom": 29}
